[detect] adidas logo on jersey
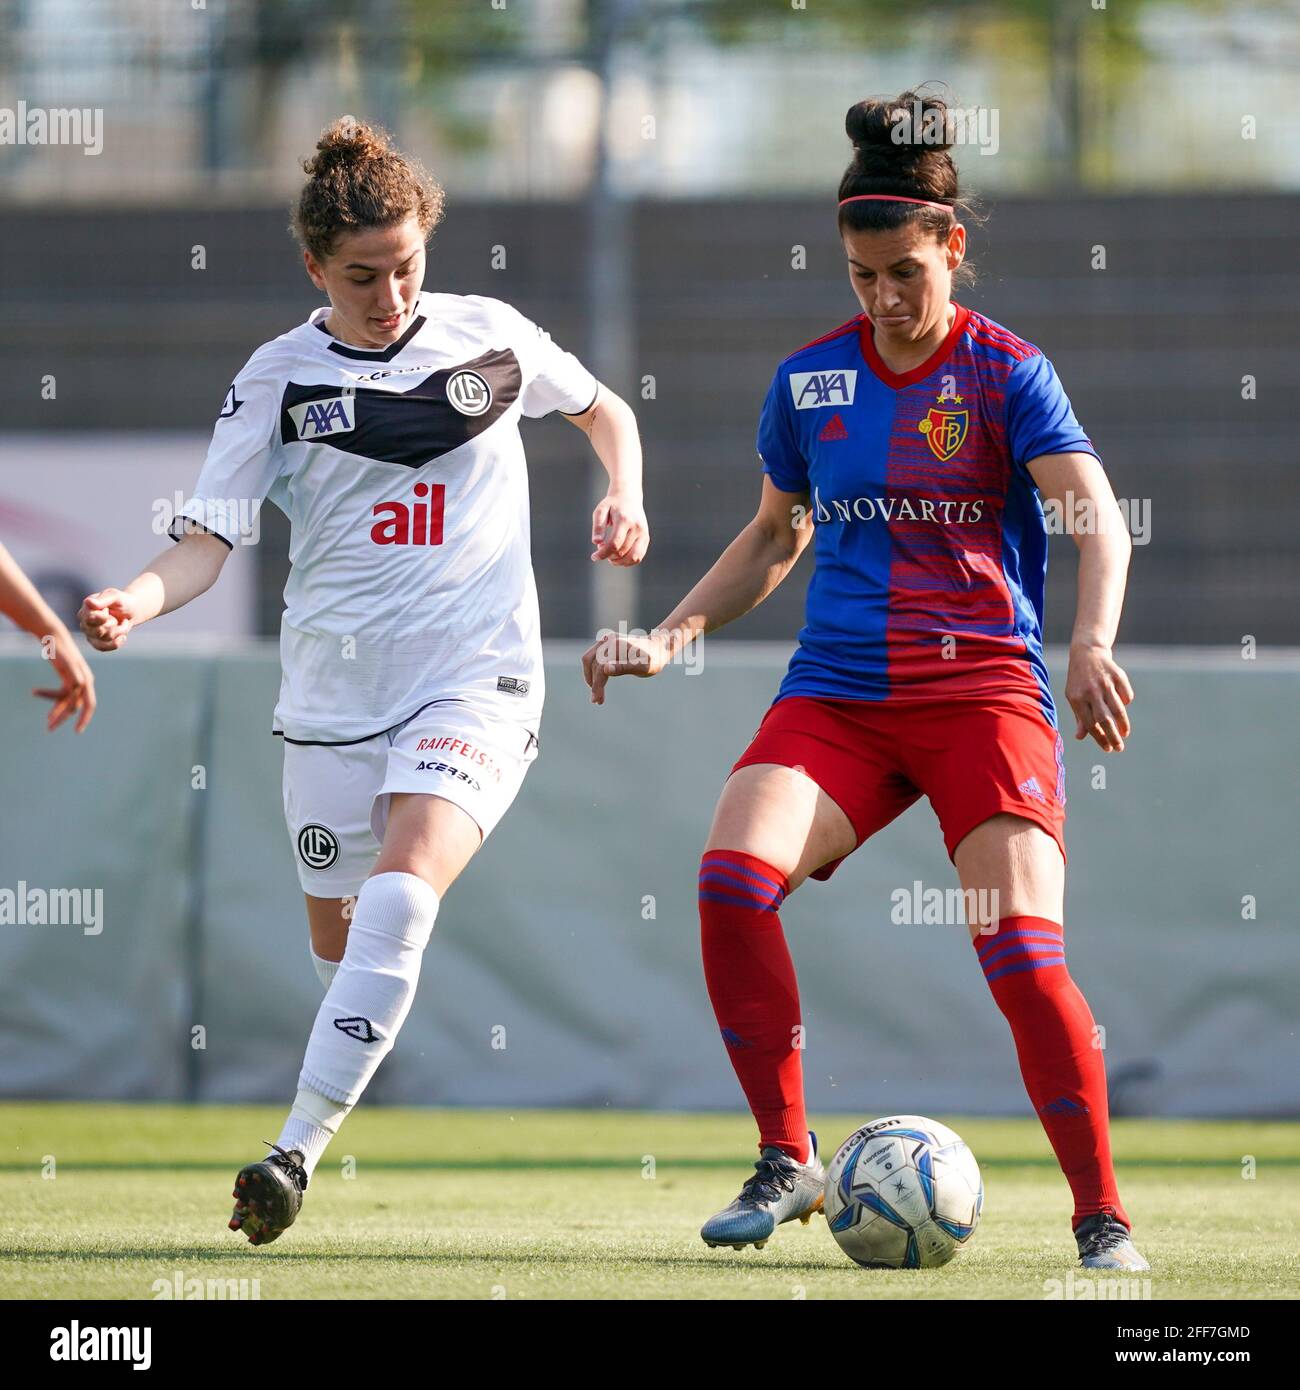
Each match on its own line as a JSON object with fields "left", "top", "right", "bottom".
{"left": 818, "top": 412, "right": 849, "bottom": 442}
{"left": 288, "top": 394, "right": 356, "bottom": 440}
{"left": 371, "top": 482, "right": 445, "bottom": 546}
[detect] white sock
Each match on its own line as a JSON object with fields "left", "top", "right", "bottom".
{"left": 275, "top": 1087, "right": 350, "bottom": 1181}
{"left": 296, "top": 872, "right": 439, "bottom": 1107}
{"left": 311, "top": 946, "right": 340, "bottom": 990}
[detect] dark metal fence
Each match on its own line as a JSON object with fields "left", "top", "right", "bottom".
{"left": 1, "top": 193, "right": 1295, "bottom": 645}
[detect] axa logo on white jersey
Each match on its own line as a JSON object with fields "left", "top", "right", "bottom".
{"left": 811, "top": 487, "right": 986, "bottom": 525}
{"left": 790, "top": 370, "right": 857, "bottom": 410}
{"left": 288, "top": 394, "right": 356, "bottom": 440}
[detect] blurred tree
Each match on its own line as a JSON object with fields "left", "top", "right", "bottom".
{"left": 202, "top": 0, "right": 536, "bottom": 172}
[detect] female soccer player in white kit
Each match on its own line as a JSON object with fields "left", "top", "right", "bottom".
{"left": 79, "top": 118, "right": 648, "bottom": 1244}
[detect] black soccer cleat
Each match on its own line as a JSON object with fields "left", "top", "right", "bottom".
{"left": 228, "top": 1142, "right": 308, "bottom": 1247}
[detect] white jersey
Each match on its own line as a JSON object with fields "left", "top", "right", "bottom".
{"left": 171, "top": 291, "right": 598, "bottom": 742}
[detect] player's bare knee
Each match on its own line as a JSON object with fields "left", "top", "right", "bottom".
{"left": 304, "top": 894, "right": 352, "bottom": 963}
{"left": 954, "top": 814, "right": 1063, "bottom": 928}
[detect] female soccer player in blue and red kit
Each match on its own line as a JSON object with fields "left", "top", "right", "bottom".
{"left": 583, "top": 90, "right": 1147, "bottom": 1271}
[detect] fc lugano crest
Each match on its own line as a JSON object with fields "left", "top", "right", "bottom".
{"left": 446, "top": 369, "right": 492, "bottom": 416}
{"left": 297, "top": 823, "right": 340, "bottom": 870}
{"left": 918, "top": 406, "right": 968, "bottom": 461}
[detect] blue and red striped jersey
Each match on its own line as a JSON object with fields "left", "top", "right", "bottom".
{"left": 756, "top": 302, "right": 1099, "bottom": 726}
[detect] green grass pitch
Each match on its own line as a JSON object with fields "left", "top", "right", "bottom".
{"left": 1, "top": 1103, "right": 1296, "bottom": 1299}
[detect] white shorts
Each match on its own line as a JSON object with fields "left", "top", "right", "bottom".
{"left": 281, "top": 700, "right": 540, "bottom": 897}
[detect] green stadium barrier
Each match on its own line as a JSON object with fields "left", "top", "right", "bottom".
{"left": 0, "top": 641, "right": 1296, "bottom": 1116}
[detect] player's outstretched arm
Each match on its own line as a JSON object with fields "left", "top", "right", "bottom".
{"left": 78, "top": 529, "right": 231, "bottom": 653}
{"left": 0, "top": 541, "right": 97, "bottom": 732}
{"left": 562, "top": 384, "right": 649, "bottom": 566}
{"left": 581, "top": 476, "right": 811, "bottom": 704}
{"left": 1028, "top": 450, "right": 1134, "bottom": 752}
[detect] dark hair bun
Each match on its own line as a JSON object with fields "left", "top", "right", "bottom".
{"left": 838, "top": 87, "right": 960, "bottom": 207}
{"left": 845, "top": 91, "right": 955, "bottom": 161}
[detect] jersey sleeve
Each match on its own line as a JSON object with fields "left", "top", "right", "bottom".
{"left": 756, "top": 365, "right": 809, "bottom": 493}
{"left": 1003, "top": 352, "right": 1101, "bottom": 477}
{"left": 512, "top": 310, "right": 600, "bottom": 420}
{"left": 169, "top": 350, "right": 282, "bottom": 547}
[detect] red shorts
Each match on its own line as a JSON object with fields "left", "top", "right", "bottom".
{"left": 731, "top": 695, "right": 1067, "bottom": 880}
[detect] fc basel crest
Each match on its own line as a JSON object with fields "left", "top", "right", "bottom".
{"left": 918, "top": 405, "right": 969, "bottom": 461}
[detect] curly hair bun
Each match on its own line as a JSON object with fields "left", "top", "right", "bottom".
{"left": 290, "top": 116, "right": 446, "bottom": 263}
{"left": 301, "top": 116, "right": 394, "bottom": 179}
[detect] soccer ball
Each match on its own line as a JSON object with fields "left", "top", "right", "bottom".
{"left": 823, "top": 1115, "right": 983, "bottom": 1268}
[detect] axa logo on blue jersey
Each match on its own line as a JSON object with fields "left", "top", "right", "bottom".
{"left": 288, "top": 394, "right": 356, "bottom": 440}
{"left": 790, "top": 370, "right": 857, "bottom": 410}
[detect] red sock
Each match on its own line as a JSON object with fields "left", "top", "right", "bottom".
{"left": 699, "top": 850, "right": 808, "bottom": 1162}
{"left": 974, "top": 915, "right": 1130, "bottom": 1230}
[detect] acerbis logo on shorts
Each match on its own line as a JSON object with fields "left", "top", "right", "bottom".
{"left": 446, "top": 369, "right": 492, "bottom": 416}
{"left": 297, "top": 823, "right": 340, "bottom": 870}
{"left": 414, "top": 760, "right": 481, "bottom": 792}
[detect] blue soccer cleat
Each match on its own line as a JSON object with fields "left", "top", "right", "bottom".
{"left": 701, "top": 1131, "right": 825, "bottom": 1250}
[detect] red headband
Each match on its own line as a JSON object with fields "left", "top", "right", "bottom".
{"left": 838, "top": 194, "right": 953, "bottom": 212}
